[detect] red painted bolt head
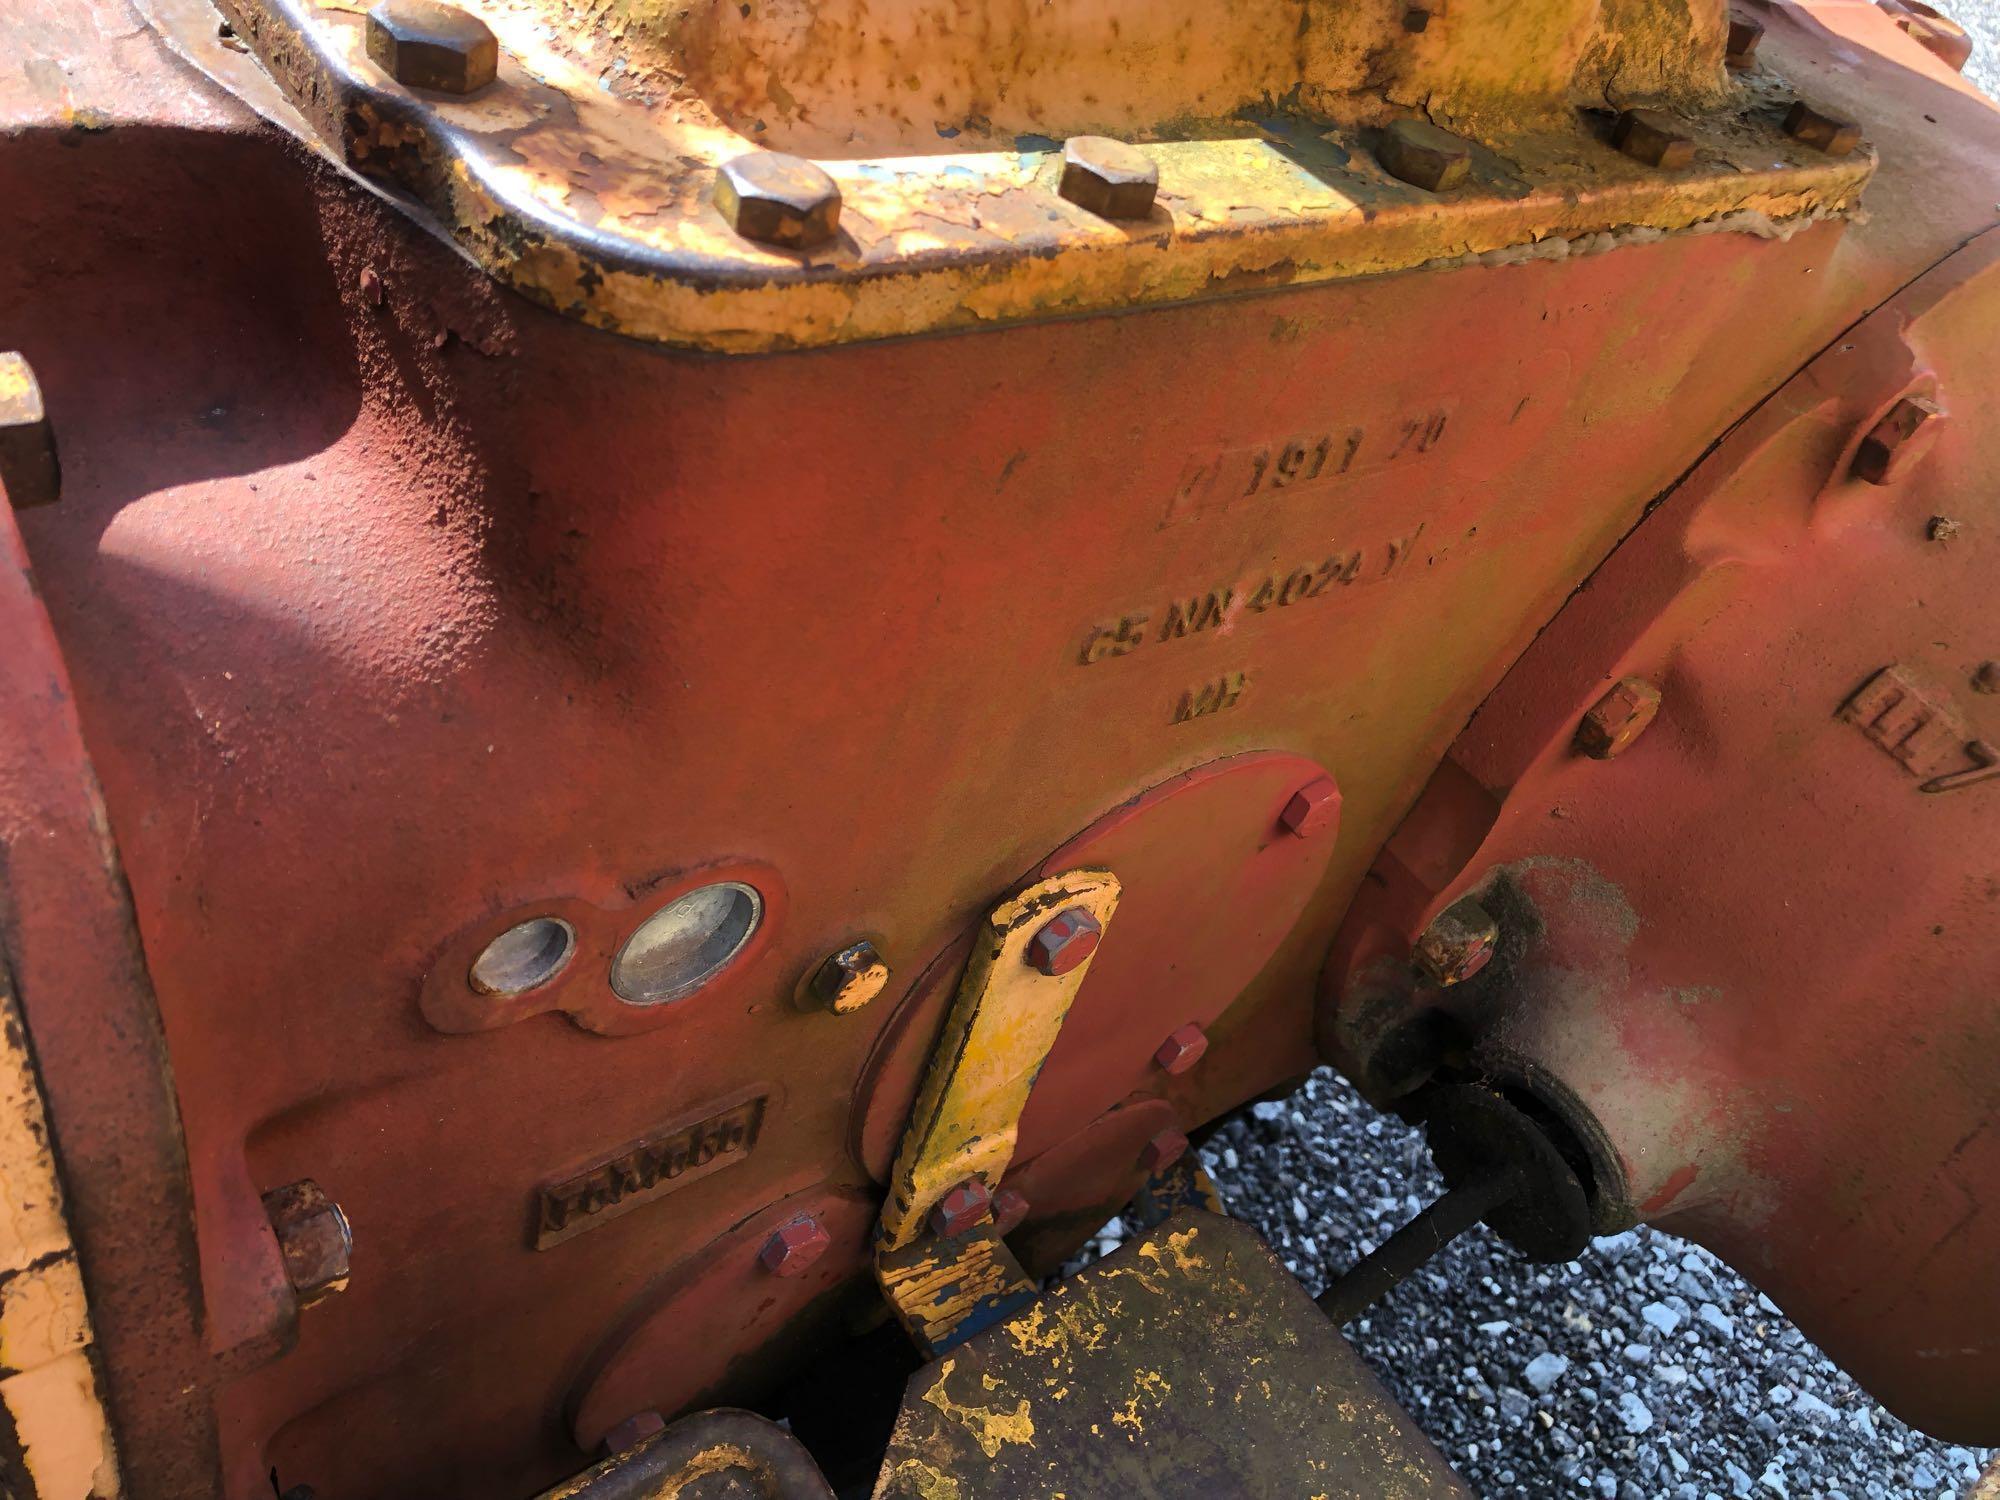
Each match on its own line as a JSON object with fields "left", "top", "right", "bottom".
{"left": 1279, "top": 776, "right": 1341, "bottom": 839}
{"left": 929, "top": 1178, "right": 992, "bottom": 1239}
{"left": 1027, "top": 907, "right": 1102, "bottom": 976}
{"left": 1574, "top": 676, "right": 1662, "bottom": 759}
{"left": 1138, "top": 1128, "right": 1189, "bottom": 1176}
{"left": 758, "top": 1215, "right": 831, "bottom": 1278}
{"left": 1153, "top": 1023, "right": 1209, "bottom": 1076}
{"left": 990, "top": 1187, "right": 1031, "bottom": 1237}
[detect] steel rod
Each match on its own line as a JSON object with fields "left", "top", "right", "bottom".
{"left": 1315, "top": 1165, "right": 1522, "bottom": 1325}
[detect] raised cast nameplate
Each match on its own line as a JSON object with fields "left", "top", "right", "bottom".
{"left": 534, "top": 1096, "right": 765, "bottom": 1250}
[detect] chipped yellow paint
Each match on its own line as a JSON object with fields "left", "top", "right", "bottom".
{"left": 876, "top": 1222, "right": 1038, "bottom": 1352}
{"left": 1108, "top": 1367, "right": 1173, "bottom": 1434}
{"left": 0, "top": 971, "right": 120, "bottom": 1499}
{"left": 878, "top": 870, "right": 1120, "bottom": 1250}
{"left": 919, "top": 1365, "right": 1036, "bottom": 1458}
{"left": 874, "top": 1458, "right": 961, "bottom": 1500}
{"left": 206, "top": 0, "right": 1873, "bottom": 352}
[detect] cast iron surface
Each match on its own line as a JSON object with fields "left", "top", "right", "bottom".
{"left": 873, "top": 1210, "right": 1469, "bottom": 1498}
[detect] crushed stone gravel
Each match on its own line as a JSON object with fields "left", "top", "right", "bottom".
{"left": 1080, "top": 1069, "right": 1995, "bottom": 1498}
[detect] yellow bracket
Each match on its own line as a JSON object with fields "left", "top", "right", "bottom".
{"left": 877, "top": 869, "right": 1120, "bottom": 1252}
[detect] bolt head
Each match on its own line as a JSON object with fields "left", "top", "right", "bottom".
{"left": 0, "top": 352, "right": 59, "bottom": 510}
{"left": 1784, "top": 100, "right": 1862, "bottom": 156}
{"left": 990, "top": 1187, "right": 1031, "bottom": 1237}
{"left": 1612, "top": 109, "right": 1695, "bottom": 170}
{"left": 758, "top": 1214, "right": 831, "bottom": 1277}
{"left": 364, "top": 0, "right": 499, "bottom": 95}
{"left": 714, "top": 153, "right": 843, "bottom": 250}
{"left": 810, "top": 940, "right": 891, "bottom": 1014}
{"left": 1278, "top": 776, "right": 1341, "bottom": 839}
{"left": 929, "top": 1179, "right": 992, "bottom": 1240}
{"left": 1153, "top": 1023, "right": 1210, "bottom": 1076}
{"left": 1138, "top": 1129, "right": 1189, "bottom": 1176}
{"left": 1377, "top": 118, "right": 1472, "bottom": 192}
{"left": 1026, "top": 907, "right": 1103, "bottom": 976}
{"left": 1972, "top": 662, "right": 2000, "bottom": 695}
{"left": 599, "top": 1410, "right": 666, "bottom": 1456}
{"left": 261, "top": 1180, "right": 352, "bottom": 1308}
{"left": 1726, "top": 13, "right": 1765, "bottom": 66}
{"left": 1058, "top": 136, "right": 1159, "bottom": 220}
{"left": 1412, "top": 896, "right": 1500, "bottom": 988}
{"left": 1853, "top": 396, "right": 1944, "bottom": 485}
{"left": 1574, "top": 676, "right": 1663, "bottom": 760}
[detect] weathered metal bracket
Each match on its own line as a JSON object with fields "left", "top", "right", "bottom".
{"left": 872, "top": 1211, "right": 1470, "bottom": 1499}
{"left": 877, "top": 869, "right": 1120, "bottom": 1251}
{"left": 871, "top": 869, "right": 1118, "bottom": 1353}
{"left": 174, "top": 0, "right": 1873, "bottom": 352}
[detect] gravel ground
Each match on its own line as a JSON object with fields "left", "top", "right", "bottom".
{"left": 1081, "top": 1069, "right": 1994, "bottom": 1499}
{"left": 1962, "top": 3, "right": 1999, "bottom": 97}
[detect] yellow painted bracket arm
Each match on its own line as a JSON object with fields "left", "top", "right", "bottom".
{"left": 877, "top": 869, "right": 1120, "bottom": 1252}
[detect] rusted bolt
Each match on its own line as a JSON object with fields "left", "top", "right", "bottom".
{"left": 1612, "top": 109, "right": 1694, "bottom": 170}
{"left": 1376, "top": 118, "right": 1472, "bottom": 192}
{"left": 0, "top": 352, "right": 60, "bottom": 510}
{"left": 713, "top": 152, "right": 843, "bottom": 250}
{"left": 809, "top": 939, "right": 890, "bottom": 1014}
{"left": 990, "top": 1187, "right": 1031, "bottom": 1237}
{"left": 599, "top": 1410, "right": 666, "bottom": 1457}
{"left": 1412, "top": 896, "right": 1499, "bottom": 987}
{"left": 364, "top": 0, "right": 499, "bottom": 95}
{"left": 261, "top": 1180, "right": 352, "bottom": 1308}
{"left": 1726, "top": 13, "right": 1765, "bottom": 67}
{"left": 929, "top": 1178, "right": 992, "bottom": 1240}
{"left": 1971, "top": 662, "right": 2000, "bottom": 695}
{"left": 1153, "top": 1022, "right": 1209, "bottom": 1076}
{"left": 1138, "top": 1128, "right": 1189, "bottom": 1175}
{"left": 1278, "top": 775, "right": 1341, "bottom": 839}
{"left": 758, "top": 1214, "right": 831, "bottom": 1278}
{"left": 1784, "top": 101, "right": 1862, "bottom": 156}
{"left": 1927, "top": 514, "right": 1961, "bottom": 543}
{"left": 1886, "top": 0, "right": 1973, "bottom": 71}
{"left": 1575, "top": 676, "right": 1663, "bottom": 759}
{"left": 1027, "top": 907, "right": 1103, "bottom": 976}
{"left": 1058, "top": 136, "right": 1159, "bottom": 220}
{"left": 358, "top": 266, "right": 386, "bottom": 306}
{"left": 1853, "top": 396, "right": 1943, "bottom": 485}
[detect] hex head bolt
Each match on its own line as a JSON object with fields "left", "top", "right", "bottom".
{"left": 1279, "top": 776, "right": 1341, "bottom": 839}
{"left": 929, "top": 1179, "right": 992, "bottom": 1240}
{"left": 714, "top": 153, "right": 843, "bottom": 250}
{"left": 1139, "top": 1128, "right": 1189, "bottom": 1175}
{"left": 1853, "top": 396, "right": 1944, "bottom": 485}
{"left": 260, "top": 1180, "right": 353, "bottom": 1308}
{"left": 1784, "top": 101, "right": 1863, "bottom": 156}
{"left": 1726, "top": 13, "right": 1765, "bottom": 67}
{"left": 1058, "top": 136, "right": 1159, "bottom": 220}
{"left": 0, "top": 352, "right": 59, "bottom": 509}
{"left": 1153, "top": 1023, "right": 1209, "bottom": 1076}
{"left": 364, "top": 0, "right": 499, "bottom": 94}
{"left": 1412, "top": 896, "right": 1499, "bottom": 987}
{"left": 1376, "top": 118, "right": 1472, "bottom": 191}
{"left": 1027, "top": 907, "right": 1103, "bottom": 976}
{"left": 1612, "top": 109, "right": 1695, "bottom": 169}
{"left": 990, "top": 1187, "right": 1031, "bottom": 1237}
{"left": 810, "top": 939, "right": 891, "bottom": 1014}
{"left": 1887, "top": 1, "right": 1974, "bottom": 71}
{"left": 758, "top": 1215, "right": 831, "bottom": 1278}
{"left": 1575, "top": 676, "right": 1663, "bottom": 759}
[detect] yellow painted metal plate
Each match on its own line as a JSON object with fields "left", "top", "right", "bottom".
{"left": 878, "top": 870, "right": 1119, "bottom": 1252}
{"left": 191, "top": 0, "right": 1872, "bottom": 351}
